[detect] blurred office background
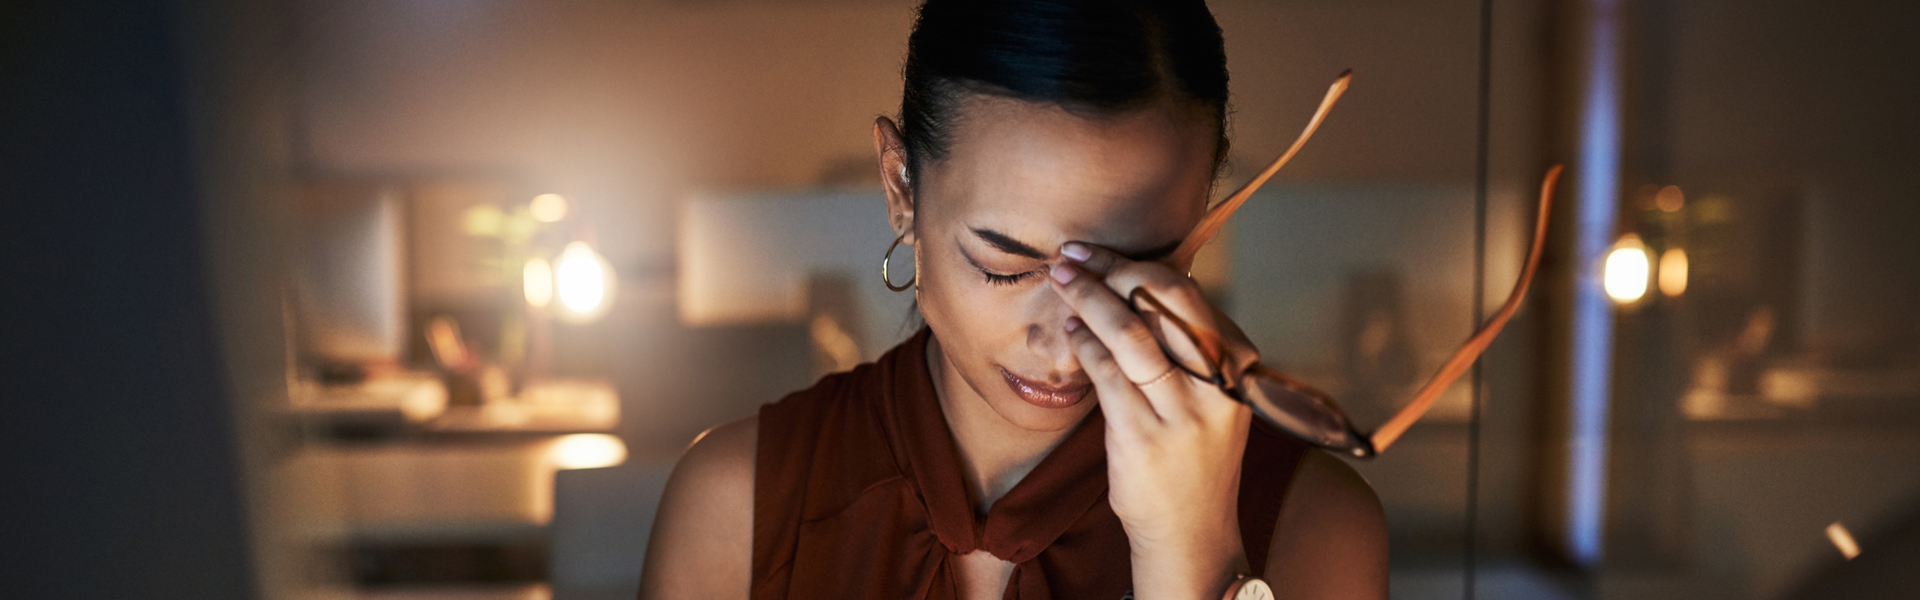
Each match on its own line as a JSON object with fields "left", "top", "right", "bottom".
{"left": 4, "top": 0, "right": 1919, "bottom": 598}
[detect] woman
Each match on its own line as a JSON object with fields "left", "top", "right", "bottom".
{"left": 641, "top": 1, "right": 1387, "bottom": 598}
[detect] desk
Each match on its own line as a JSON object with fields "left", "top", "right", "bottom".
{"left": 288, "top": 376, "right": 622, "bottom": 594}
{"left": 292, "top": 376, "right": 618, "bottom": 438}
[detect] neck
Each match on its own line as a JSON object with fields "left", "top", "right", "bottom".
{"left": 925, "top": 333, "right": 1077, "bottom": 515}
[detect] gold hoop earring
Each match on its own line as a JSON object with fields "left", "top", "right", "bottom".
{"left": 882, "top": 232, "right": 915, "bottom": 292}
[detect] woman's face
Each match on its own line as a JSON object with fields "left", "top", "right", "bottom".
{"left": 881, "top": 95, "right": 1219, "bottom": 433}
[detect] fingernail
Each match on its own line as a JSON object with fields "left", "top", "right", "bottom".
{"left": 1050, "top": 263, "right": 1078, "bottom": 284}
{"left": 1060, "top": 242, "right": 1091, "bottom": 262}
{"left": 1065, "top": 316, "right": 1083, "bottom": 332}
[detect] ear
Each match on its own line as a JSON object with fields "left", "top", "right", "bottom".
{"left": 873, "top": 116, "right": 916, "bottom": 245}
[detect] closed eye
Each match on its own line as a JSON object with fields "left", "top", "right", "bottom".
{"left": 981, "top": 269, "right": 1042, "bottom": 286}
{"left": 958, "top": 243, "right": 1043, "bottom": 287}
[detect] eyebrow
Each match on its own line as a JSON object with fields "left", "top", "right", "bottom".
{"left": 970, "top": 228, "right": 1047, "bottom": 259}
{"left": 969, "top": 227, "right": 1186, "bottom": 263}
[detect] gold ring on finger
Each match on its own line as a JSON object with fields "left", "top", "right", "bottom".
{"left": 1132, "top": 366, "right": 1180, "bottom": 388}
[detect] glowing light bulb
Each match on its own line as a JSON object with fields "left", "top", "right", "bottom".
{"left": 530, "top": 193, "right": 568, "bottom": 223}
{"left": 523, "top": 257, "right": 554, "bottom": 308}
{"left": 1658, "top": 248, "right": 1688, "bottom": 297}
{"left": 548, "top": 433, "right": 627, "bottom": 470}
{"left": 1604, "top": 235, "right": 1651, "bottom": 304}
{"left": 555, "top": 241, "right": 615, "bottom": 322}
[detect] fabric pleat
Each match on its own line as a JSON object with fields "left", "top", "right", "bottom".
{"left": 752, "top": 328, "right": 1308, "bottom": 600}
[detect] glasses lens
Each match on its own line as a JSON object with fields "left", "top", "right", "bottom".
{"left": 1241, "top": 366, "right": 1374, "bottom": 457}
{"left": 1130, "top": 291, "right": 1219, "bottom": 381}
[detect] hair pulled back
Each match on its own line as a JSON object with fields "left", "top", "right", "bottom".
{"left": 898, "top": 0, "right": 1231, "bottom": 186}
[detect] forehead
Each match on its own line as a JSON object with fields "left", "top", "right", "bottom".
{"left": 920, "top": 95, "right": 1217, "bottom": 253}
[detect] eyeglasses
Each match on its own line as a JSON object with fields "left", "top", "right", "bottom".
{"left": 1138, "top": 71, "right": 1562, "bottom": 458}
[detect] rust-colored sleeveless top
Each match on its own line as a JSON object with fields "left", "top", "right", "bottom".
{"left": 753, "top": 328, "right": 1310, "bottom": 600}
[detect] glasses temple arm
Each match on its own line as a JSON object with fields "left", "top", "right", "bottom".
{"left": 1173, "top": 70, "right": 1353, "bottom": 270}
{"left": 1368, "top": 165, "right": 1562, "bottom": 454}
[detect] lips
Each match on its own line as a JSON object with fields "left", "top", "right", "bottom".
{"left": 1000, "top": 368, "right": 1093, "bottom": 410}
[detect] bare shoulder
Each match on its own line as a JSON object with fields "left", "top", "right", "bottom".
{"left": 638, "top": 416, "right": 758, "bottom": 600}
{"left": 1284, "top": 450, "right": 1385, "bottom": 530}
{"left": 1262, "top": 450, "right": 1389, "bottom": 600}
{"left": 680, "top": 416, "right": 760, "bottom": 485}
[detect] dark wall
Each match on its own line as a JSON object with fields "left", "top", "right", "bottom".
{"left": 1661, "top": 0, "right": 1920, "bottom": 358}
{"left": 0, "top": 1, "right": 256, "bottom": 598}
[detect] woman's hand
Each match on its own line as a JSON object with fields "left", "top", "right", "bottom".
{"left": 1047, "top": 241, "right": 1259, "bottom": 600}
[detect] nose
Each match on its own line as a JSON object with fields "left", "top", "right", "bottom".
{"left": 1024, "top": 290, "right": 1083, "bottom": 384}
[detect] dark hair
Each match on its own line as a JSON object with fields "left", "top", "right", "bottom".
{"left": 897, "top": 0, "right": 1232, "bottom": 186}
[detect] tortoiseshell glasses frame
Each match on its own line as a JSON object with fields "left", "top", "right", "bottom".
{"left": 1136, "top": 71, "right": 1561, "bottom": 458}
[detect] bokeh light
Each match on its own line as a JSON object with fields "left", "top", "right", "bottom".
{"left": 1658, "top": 247, "right": 1688, "bottom": 297}
{"left": 530, "top": 193, "right": 569, "bottom": 223}
{"left": 1655, "top": 185, "right": 1685, "bottom": 212}
{"left": 555, "top": 241, "right": 615, "bottom": 322}
{"left": 1826, "top": 522, "right": 1862, "bottom": 560}
{"left": 548, "top": 434, "right": 627, "bottom": 470}
{"left": 461, "top": 204, "right": 505, "bottom": 236}
{"left": 523, "top": 257, "right": 554, "bottom": 308}
{"left": 1604, "top": 234, "right": 1651, "bottom": 304}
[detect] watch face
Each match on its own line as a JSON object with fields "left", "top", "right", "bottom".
{"left": 1233, "top": 578, "right": 1273, "bottom": 600}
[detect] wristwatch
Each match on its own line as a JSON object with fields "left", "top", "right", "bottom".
{"left": 1221, "top": 576, "right": 1273, "bottom": 600}
{"left": 1117, "top": 576, "right": 1271, "bottom": 600}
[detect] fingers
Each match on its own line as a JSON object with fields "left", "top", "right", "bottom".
{"left": 1210, "top": 304, "right": 1262, "bottom": 380}
{"left": 1059, "top": 243, "right": 1240, "bottom": 368}
{"left": 1111, "top": 268, "right": 1223, "bottom": 341}
{"left": 1064, "top": 317, "right": 1160, "bottom": 429}
{"left": 1058, "top": 241, "right": 1121, "bottom": 275}
{"left": 1051, "top": 242, "right": 1267, "bottom": 425}
{"left": 1048, "top": 261, "right": 1174, "bottom": 386}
